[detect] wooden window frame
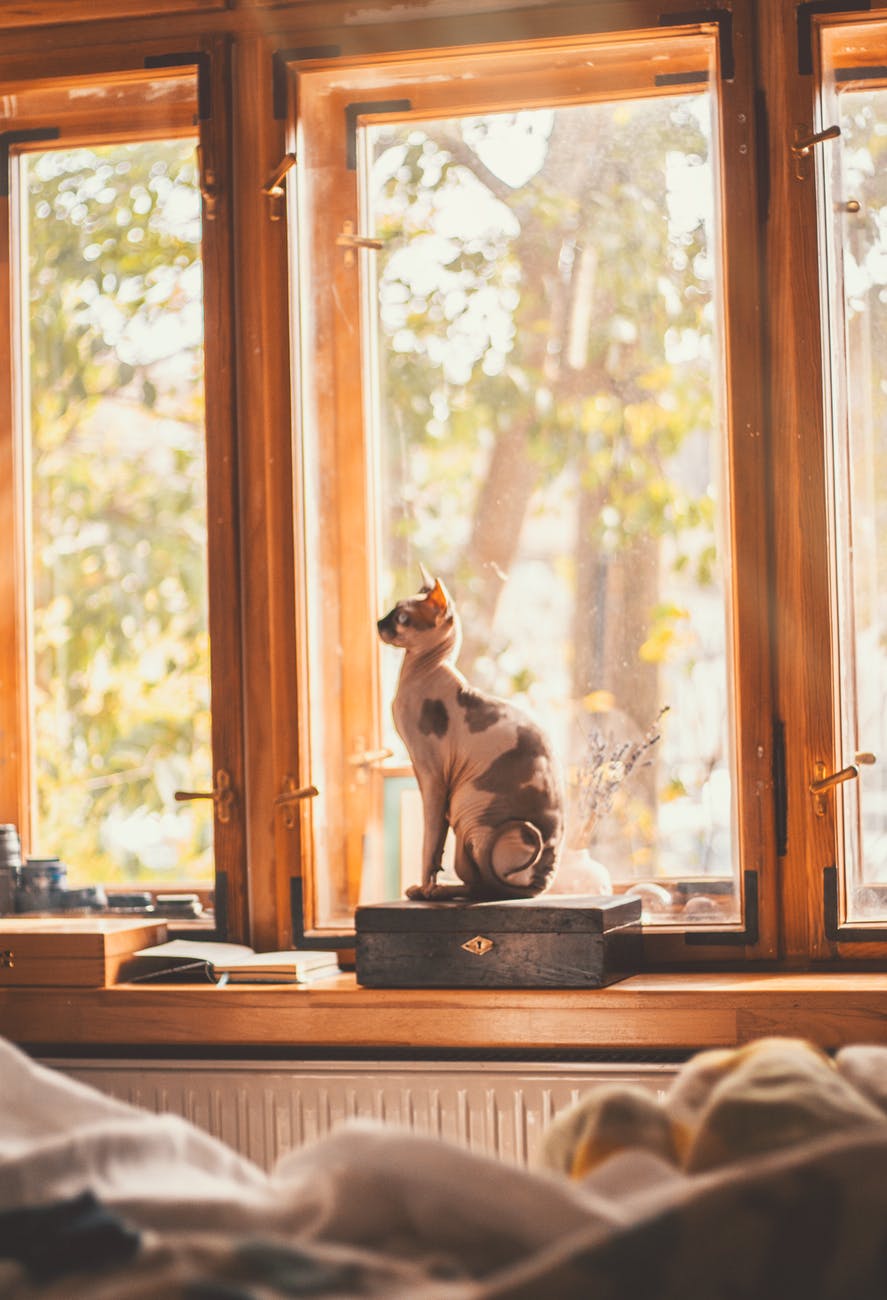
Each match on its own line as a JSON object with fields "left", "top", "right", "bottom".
{"left": 279, "top": 7, "right": 778, "bottom": 964}
{"left": 0, "top": 41, "right": 248, "bottom": 941}
{"left": 0, "top": 0, "right": 886, "bottom": 975}
{"left": 755, "top": 1, "right": 887, "bottom": 967}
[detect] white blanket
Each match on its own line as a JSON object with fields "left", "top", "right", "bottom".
{"left": 3, "top": 1036, "right": 887, "bottom": 1297}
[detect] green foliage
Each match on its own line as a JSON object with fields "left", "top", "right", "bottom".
{"left": 373, "top": 95, "right": 720, "bottom": 641}
{"left": 26, "top": 140, "right": 212, "bottom": 883}
{"left": 370, "top": 94, "right": 731, "bottom": 877}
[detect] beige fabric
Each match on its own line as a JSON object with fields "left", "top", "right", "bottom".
{"left": 538, "top": 1036, "right": 887, "bottom": 1177}
{"left": 6, "top": 1036, "right": 887, "bottom": 1298}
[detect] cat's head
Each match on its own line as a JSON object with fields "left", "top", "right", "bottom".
{"left": 377, "top": 573, "right": 457, "bottom": 651}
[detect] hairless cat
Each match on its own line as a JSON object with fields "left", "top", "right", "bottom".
{"left": 377, "top": 573, "right": 563, "bottom": 901}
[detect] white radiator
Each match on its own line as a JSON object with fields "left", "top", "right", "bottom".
{"left": 42, "top": 1057, "right": 680, "bottom": 1170}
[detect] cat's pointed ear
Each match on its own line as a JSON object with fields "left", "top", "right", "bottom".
{"left": 418, "top": 562, "right": 434, "bottom": 593}
{"left": 425, "top": 578, "right": 451, "bottom": 622}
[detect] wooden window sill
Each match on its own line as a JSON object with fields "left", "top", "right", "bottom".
{"left": 3, "top": 971, "right": 887, "bottom": 1051}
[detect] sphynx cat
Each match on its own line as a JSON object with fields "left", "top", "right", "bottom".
{"left": 377, "top": 574, "right": 563, "bottom": 900}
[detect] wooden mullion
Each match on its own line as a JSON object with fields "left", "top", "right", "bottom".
{"left": 0, "top": 188, "right": 28, "bottom": 848}
{"left": 199, "top": 34, "right": 250, "bottom": 944}
{"left": 331, "top": 169, "right": 376, "bottom": 923}
{"left": 286, "top": 68, "right": 381, "bottom": 937}
{"left": 232, "top": 36, "right": 302, "bottom": 951}
{"left": 759, "top": 0, "right": 837, "bottom": 963}
{"left": 711, "top": 0, "right": 780, "bottom": 961}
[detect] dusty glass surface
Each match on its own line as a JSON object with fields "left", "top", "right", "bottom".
{"left": 363, "top": 92, "right": 739, "bottom": 923}
{"left": 21, "top": 139, "right": 213, "bottom": 886}
{"left": 823, "top": 80, "right": 887, "bottom": 920}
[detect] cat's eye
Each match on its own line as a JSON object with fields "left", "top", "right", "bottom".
{"left": 396, "top": 611, "right": 410, "bottom": 626}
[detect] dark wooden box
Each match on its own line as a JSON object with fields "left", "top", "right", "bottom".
{"left": 355, "top": 894, "right": 642, "bottom": 988}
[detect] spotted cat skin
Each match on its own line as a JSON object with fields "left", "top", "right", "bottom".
{"left": 377, "top": 577, "right": 563, "bottom": 901}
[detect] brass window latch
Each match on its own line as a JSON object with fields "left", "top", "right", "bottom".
{"left": 336, "top": 220, "right": 384, "bottom": 267}
{"left": 262, "top": 152, "right": 296, "bottom": 221}
{"left": 174, "top": 769, "right": 234, "bottom": 823}
{"left": 810, "top": 752, "right": 876, "bottom": 816}
{"left": 196, "top": 144, "right": 218, "bottom": 220}
{"left": 348, "top": 744, "right": 394, "bottom": 785}
{"left": 791, "top": 124, "right": 840, "bottom": 180}
{"left": 274, "top": 775, "right": 319, "bottom": 829}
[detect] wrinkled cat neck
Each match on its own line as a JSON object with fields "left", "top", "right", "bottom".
{"left": 400, "top": 613, "right": 462, "bottom": 681}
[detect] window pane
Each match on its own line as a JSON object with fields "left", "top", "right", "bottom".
{"left": 820, "top": 69, "right": 887, "bottom": 921}
{"left": 364, "top": 92, "right": 739, "bottom": 924}
{"left": 21, "top": 139, "right": 213, "bottom": 887}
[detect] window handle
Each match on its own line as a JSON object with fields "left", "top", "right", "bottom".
{"left": 348, "top": 747, "right": 393, "bottom": 768}
{"left": 274, "top": 776, "right": 319, "bottom": 829}
{"left": 810, "top": 762, "right": 858, "bottom": 797}
{"left": 809, "top": 754, "right": 877, "bottom": 816}
{"left": 791, "top": 124, "right": 840, "bottom": 180}
{"left": 345, "top": 745, "right": 394, "bottom": 788}
{"left": 262, "top": 152, "right": 296, "bottom": 221}
{"left": 336, "top": 220, "right": 384, "bottom": 267}
{"left": 792, "top": 124, "right": 841, "bottom": 158}
{"left": 174, "top": 769, "right": 234, "bottom": 823}
{"left": 810, "top": 760, "right": 858, "bottom": 817}
{"left": 196, "top": 144, "right": 218, "bottom": 220}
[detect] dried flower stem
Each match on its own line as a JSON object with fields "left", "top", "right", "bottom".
{"left": 572, "top": 706, "right": 670, "bottom": 847}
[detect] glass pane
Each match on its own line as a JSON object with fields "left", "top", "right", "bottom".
{"left": 822, "top": 77, "right": 887, "bottom": 921}
{"left": 21, "top": 139, "right": 213, "bottom": 888}
{"left": 363, "top": 92, "right": 738, "bottom": 924}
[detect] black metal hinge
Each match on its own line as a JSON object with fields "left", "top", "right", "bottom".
{"left": 684, "top": 869, "right": 759, "bottom": 945}
{"left": 290, "top": 877, "right": 356, "bottom": 949}
{"left": 754, "top": 86, "right": 771, "bottom": 226}
{"left": 835, "top": 64, "right": 887, "bottom": 81}
{"left": 214, "top": 869, "right": 228, "bottom": 940}
{"left": 659, "top": 9, "right": 735, "bottom": 80}
{"left": 272, "top": 45, "right": 342, "bottom": 120}
{"left": 797, "top": 2, "right": 872, "bottom": 76}
{"left": 823, "top": 864, "right": 887, "bottom": 942}
{"left": 654, "top": 70, "right": 710, "bottom": 88}
{"left": 345, "top": 99, "right": 412, "bottom": 170}
{"left": 0, "top": 128, "right": 60, "bottom": 197}
{"left": 772, "top": 714, "right": 788, "bottom": 855}
{"left": 144, "top": 52, "right": 213, "bottom": 121}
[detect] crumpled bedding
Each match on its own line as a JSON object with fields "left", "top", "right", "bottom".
{"left": 3, "top": 1034, "right": 887, "bottom": 1298}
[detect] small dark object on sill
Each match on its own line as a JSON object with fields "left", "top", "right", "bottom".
{"left": 156, "top": 892, "right": 204, "bottom": 920}
{"left": 106, "top": 891, "right": 155, "bottom": 912}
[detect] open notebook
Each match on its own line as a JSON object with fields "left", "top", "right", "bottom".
{"left": 130, "top": 939, "right": 341, "bottom": 984}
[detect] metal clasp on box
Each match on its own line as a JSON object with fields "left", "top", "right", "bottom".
{"left": 0, "top": 950, "right": 14, "bottom": 969}
{"left": 462, "top": 935, "right": 493, "bottom": 956}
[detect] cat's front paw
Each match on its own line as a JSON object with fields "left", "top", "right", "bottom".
{"left": 405, "top": 881, "right": 473, "bottom": 901}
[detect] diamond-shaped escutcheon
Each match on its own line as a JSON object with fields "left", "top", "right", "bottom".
{"left": 461, "top": 935, "right": 494, "bottom": 956}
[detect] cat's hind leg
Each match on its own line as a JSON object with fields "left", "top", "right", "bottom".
{"left": 404, "top": 829, "right": 477, "bottom": 901}
{"left": 489, "top": 820, "right": 543, "bottom": 891}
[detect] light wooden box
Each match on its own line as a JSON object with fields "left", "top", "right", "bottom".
{"left": 0, "top": 917, "right": 168, "bottom": 987}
